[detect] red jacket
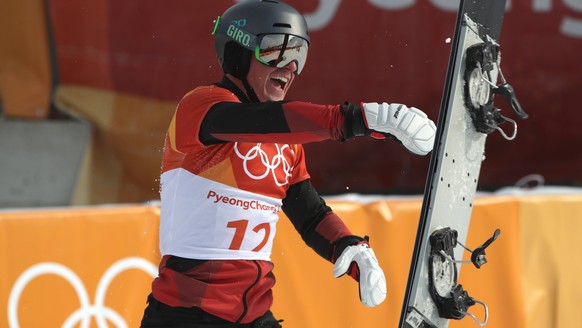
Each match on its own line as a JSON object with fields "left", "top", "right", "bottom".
{"left": 152, "top": 78, "right": 358, "bottom": 323}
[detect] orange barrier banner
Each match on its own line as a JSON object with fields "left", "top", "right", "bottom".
{"left": 1, "top": 194, "right": 581, "bottom": 327}
{"left": 0, "top": 206, "right": 161, "bottom": 327}
{"left": 519, "top": 195, "right": 582, "bottom": 328}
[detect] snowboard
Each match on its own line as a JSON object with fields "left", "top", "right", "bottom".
{"left": 398, "top": 0, "right": 528, "bottom": 327}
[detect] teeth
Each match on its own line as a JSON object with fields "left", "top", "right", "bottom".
{"left": 272, "top": 76, "right": 288, "bottom": 83}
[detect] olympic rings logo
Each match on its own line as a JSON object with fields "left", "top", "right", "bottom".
{"left": 234, "top": 143, "right": 294, "bottom": 186}
{"left": 8, "top": 257, "right": 157, "bottom": 328}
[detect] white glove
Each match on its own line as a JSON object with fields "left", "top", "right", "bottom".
{"left": 362, "top": 102, "right": 436, "bottom": 155}
{"left": 333, "top": 243, "right": 387, "bottom": 307}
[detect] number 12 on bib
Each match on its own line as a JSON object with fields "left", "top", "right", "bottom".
{"left": 398, "top": 0, "right": 528, "bottom": 327}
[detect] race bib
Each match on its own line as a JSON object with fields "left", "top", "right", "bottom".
{"left": 159, "top": 169, "right": 282, "bottom": 261}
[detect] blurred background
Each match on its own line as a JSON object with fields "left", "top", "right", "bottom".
{"left": 1, "top": 0, "right": 581, "bottom": 208}
{"left": 1, "top": 1, "right": 582, "bottom": 328}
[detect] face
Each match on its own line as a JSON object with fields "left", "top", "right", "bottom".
{"left": 246, "top": 58, "right": 298, "bottom": 102}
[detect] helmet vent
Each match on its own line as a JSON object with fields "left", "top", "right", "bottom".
{"left": 273, "top": 23, "right": 292, "bottom": 28}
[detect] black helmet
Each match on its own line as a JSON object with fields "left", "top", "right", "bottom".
{"left": 213, "top": 0, "right": 310, "bottom": 81}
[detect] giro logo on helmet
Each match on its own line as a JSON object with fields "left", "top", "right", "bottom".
{"left": 231, "top": 19, "right": 247, "bottom": 27}
{"left": 227, "top": 23, "right": 252, "bottom": 47}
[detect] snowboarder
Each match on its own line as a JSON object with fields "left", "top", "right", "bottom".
{"left": 141, "top": 1, "right": 436, "bottom": 327}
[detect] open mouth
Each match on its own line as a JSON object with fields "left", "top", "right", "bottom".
{"left": 271, "top": 76, "right": 288, "bottom": 90}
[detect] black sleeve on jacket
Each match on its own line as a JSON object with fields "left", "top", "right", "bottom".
{"left": 282, "top": 179, "right": 336, "bottom": 261}
{"left": 199, "top": 101, "right": 291, "bottom": 145}
{"left": 198, "top": 77, "right": 370, "bottom": 146}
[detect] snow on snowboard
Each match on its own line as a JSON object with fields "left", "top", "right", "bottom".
{"left": 398, "top": 0, "right": 528, "bottom": 327}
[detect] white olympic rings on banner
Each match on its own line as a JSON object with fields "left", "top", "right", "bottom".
{"left": 7, "top": 257, "right": 157, "bottom": 328}
{"left": 234, "top": 143, "right": 294, "bottom": 186}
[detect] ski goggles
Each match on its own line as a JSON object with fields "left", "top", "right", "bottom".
{"left": 213, "top": 17, "right": 309, "bottom": 74}
{"left": 254, "top": 34, "right": 309, "bottom": 74}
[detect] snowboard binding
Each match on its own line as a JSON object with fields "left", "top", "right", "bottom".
{"left": 428, "top": 227, "right": 500, "bottom": 326}
{"left": 463, "top": 40, "right": 528, "bottom": 140}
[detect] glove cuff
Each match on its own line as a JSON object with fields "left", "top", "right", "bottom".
{"left": 331, "top": 235, "right": 369, "bottom": 263}
{"left": 340, "top": 102, "right": 369, "bottom": 140}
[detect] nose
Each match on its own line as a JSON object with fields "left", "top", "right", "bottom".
{"left": 283, "top": 60, "right": 298, "bottom": 73}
